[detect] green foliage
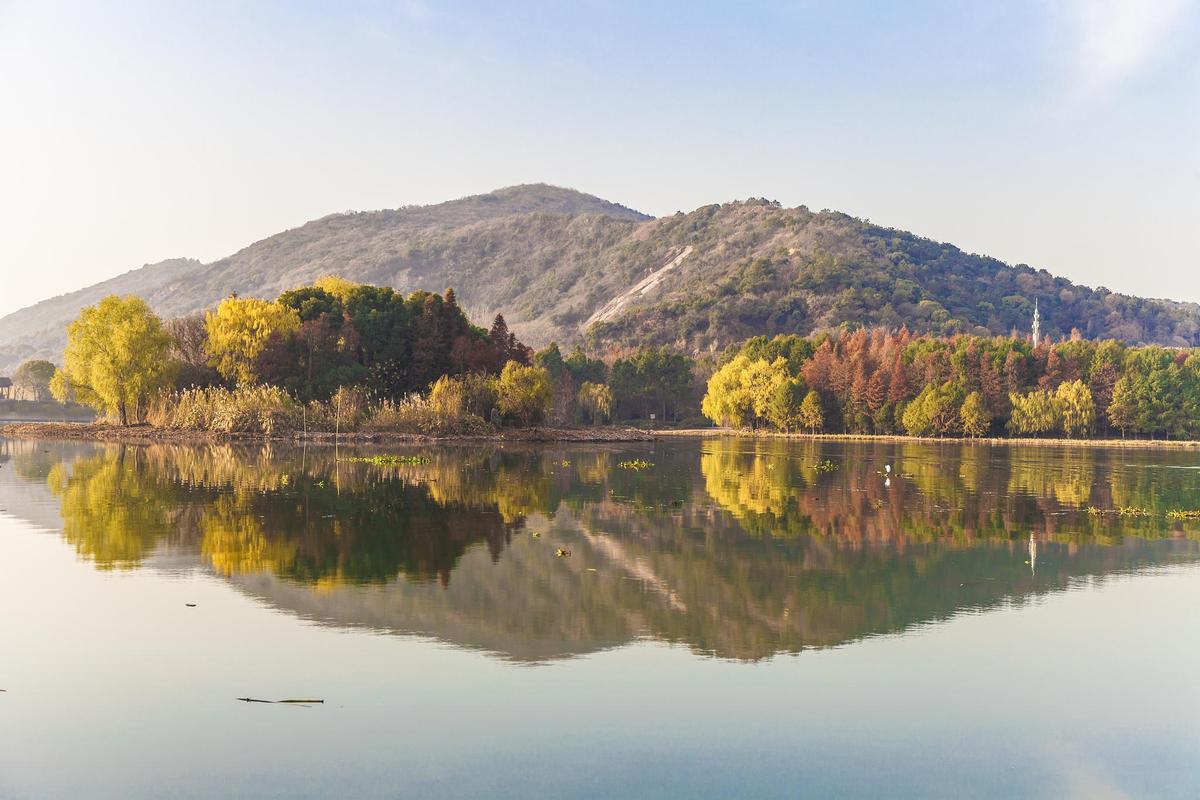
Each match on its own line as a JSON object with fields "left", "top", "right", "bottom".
{"left": 53, "top": 295, "right": 176, "bottom": 424}
{"left": 960, "top": 391, "right": 989, "bottom": 437}
{"left": 610, "top": 347, "right": 694, "bottom": 421}
{"left": 902, "top": 382, "right": 964, "bottom": 436}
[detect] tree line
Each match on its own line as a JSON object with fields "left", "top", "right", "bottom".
{"left": 45, "top": 278, "right": 700, "bottom": 431}
{"left": 702, "top": 329, "right": 1200, "bottom": 439}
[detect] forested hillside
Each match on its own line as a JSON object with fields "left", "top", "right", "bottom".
{"left": 2, "top": 185, "right": 1197, "bottom": 371}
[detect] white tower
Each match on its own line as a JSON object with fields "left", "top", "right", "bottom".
{"left": 1032, "top": 299, "right": 1041, "bottom": 349}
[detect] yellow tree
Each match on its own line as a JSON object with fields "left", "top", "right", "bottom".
{"left": 51, "top": 295, "right": 175, "bottom": 424}
{"left": 205, "top": 296, "right": 300, "bottom": 385}
{"left": 313, "top": 275, "right": 360, "bottom": 303}
{"left": 495, "top": 362, "right": 553, "bottom": 426}
{"left": 960, "top": 391, "right": 989, "bottom": 437}
{"left": 741, "top": 357, "right": 791, "bottom": 428}
{"left": 701, "top": 355, "right": 753, "bottom": 427}
{"left": 1054, "top": 379, "right": 1095, "bottom": 438}
{"left": 797, "top": 389, "right": 824, "bottom": 433}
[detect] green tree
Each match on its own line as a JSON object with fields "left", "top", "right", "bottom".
{"left": 766, "top": 376, "right": 806, "bottom": 432}
{"left": 796, "top": 389, "right": 824, "bottom": 433}
{"left": 902, "top": 382, "right": 964, "bottom": 436}
{"left": 960, "top": 391, "right": 989, "bottom": 437}
{"left": 51, "top": 296, "right": 175, "bottom": 425}
{"left": 1107, "top": 376, "right": 1138, "bottom": 437}
{"left": 12, "top": 359, "right": 56, "bottom": 401}
{"left": 1054, "top": 380, "right": 1095, "bottom": 438}
{"left": 495, "top": 362, "right": 553, "bottom": 426}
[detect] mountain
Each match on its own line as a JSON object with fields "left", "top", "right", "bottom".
{"left": 1, "top": 184, "right": 1197, "bottom": 371}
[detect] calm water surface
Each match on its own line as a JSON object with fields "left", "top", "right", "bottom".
{"left": 1, "top": 437, "right": 1198, "bottom": 798}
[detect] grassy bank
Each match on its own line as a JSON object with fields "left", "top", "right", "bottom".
{"left": 0, "top": 421, "right": 653, "bottom": 444}
{"left": 655, "top": 427, "right": 1200, "bottom": 449}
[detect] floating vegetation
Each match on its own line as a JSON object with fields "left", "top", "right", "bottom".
{"left": 340, "top": 455, "right": 430, "bottom": 466}
{"left": 555, "top": 548, "right": 571, "bottom": 557}
{"left": 814, "top": 460, "right": 839, "bottom": 473}
{"left": 1116, "top": 506, "right": 1152, "bottom": 517}
{"left": 560, "top": 460, "right": 571, "bottom": 467}
{"left": 1086, "top": 506, "right": 1104, "bottom": 515}
{"left": 1166, "top": 509, "right": 1200, "bottom": 520}
{"left": 618, "top": 459, "right": 654, "bottom": 470}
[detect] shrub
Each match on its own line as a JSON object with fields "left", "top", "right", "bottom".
{"left": 363, "top": 394, "right": 493, "bottom": 436}
{"left": 429, "top": 373, "right": 498, "bottom": 421}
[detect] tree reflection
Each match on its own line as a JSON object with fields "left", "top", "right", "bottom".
{"left": 7, "top": 437, "right": 1199, "bottom": 662}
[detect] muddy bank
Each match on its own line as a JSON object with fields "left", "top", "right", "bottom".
{"left": 0, "top": 421, "right": 655, "bottom": 445}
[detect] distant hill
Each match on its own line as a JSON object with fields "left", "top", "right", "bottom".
{"left": 1, "top": 184, "right": 1196, "bottom": 371}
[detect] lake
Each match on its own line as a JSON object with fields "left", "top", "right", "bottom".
{"left": 1, "top": 436, "right": 1198, "bottom": 799}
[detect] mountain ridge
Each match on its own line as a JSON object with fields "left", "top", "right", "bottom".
{"left": 1, "top": 184, "right": 1196, "bottom": 371}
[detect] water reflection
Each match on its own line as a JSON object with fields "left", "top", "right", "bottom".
{"left": 2, "top": 436, "right": 1198, "bottom": 662}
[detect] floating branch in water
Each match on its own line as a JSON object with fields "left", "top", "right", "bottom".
{"left": 618, "top": 459, "right": 654, "bottom": 470}
{"left": 339, "top": 455, "right": 430, "bottom": 466}
{"left": 1166, "top": 509, "right": 1200, "bottom": 520}
{"left": 556, "top": 548, "right": 571, "bottom": 557}
{"left": 237, "top": 697, "right": 324, "bottom": 705}
{"left": 814, "top": 460, "right": 838, "bottom": 473}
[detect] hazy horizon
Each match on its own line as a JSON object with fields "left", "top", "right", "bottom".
{"left": 1, "top": 0, "right": 1197, "bottom": 318}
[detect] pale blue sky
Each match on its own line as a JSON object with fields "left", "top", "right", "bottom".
{"left": 0, "top": 0, "right": 1196, "bottom": 317}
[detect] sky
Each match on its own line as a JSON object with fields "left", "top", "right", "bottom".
{"left": 0, "top": 0, "right": 1197, "bottom": 317}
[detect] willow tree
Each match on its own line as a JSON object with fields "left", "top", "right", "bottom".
{"left": 1054, "top": 380, "right": 1095, "bottom": 438}
{"left": 577, "top": 381, "right": 613, "bottom": 425}
{"left": 51, "top": 295, "right": 175, "bottom": 425}
{"left": 204, "top": 296, "right": 300, "bottom": 385}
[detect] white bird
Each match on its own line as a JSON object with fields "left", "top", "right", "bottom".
{"left": 885, "top": 464, "right": 892, "bottom": 474}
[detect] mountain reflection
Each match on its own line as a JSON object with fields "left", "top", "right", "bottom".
{"left": 2, "top": 436, "right": 1198, "bottom": 662}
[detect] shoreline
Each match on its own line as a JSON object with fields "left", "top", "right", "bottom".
{"left": 0, "top": 421, "right": 655, "bottom": 445}
{"left": 4, "top": 421, "right": 1199, "bottom": 449}
{"left": 652, "top": 428, "right": 1200, "bottom": 449}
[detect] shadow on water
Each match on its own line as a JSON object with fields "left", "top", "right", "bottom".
{"left": 1, "top": 436, "right": 1198, "bottom": 662}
